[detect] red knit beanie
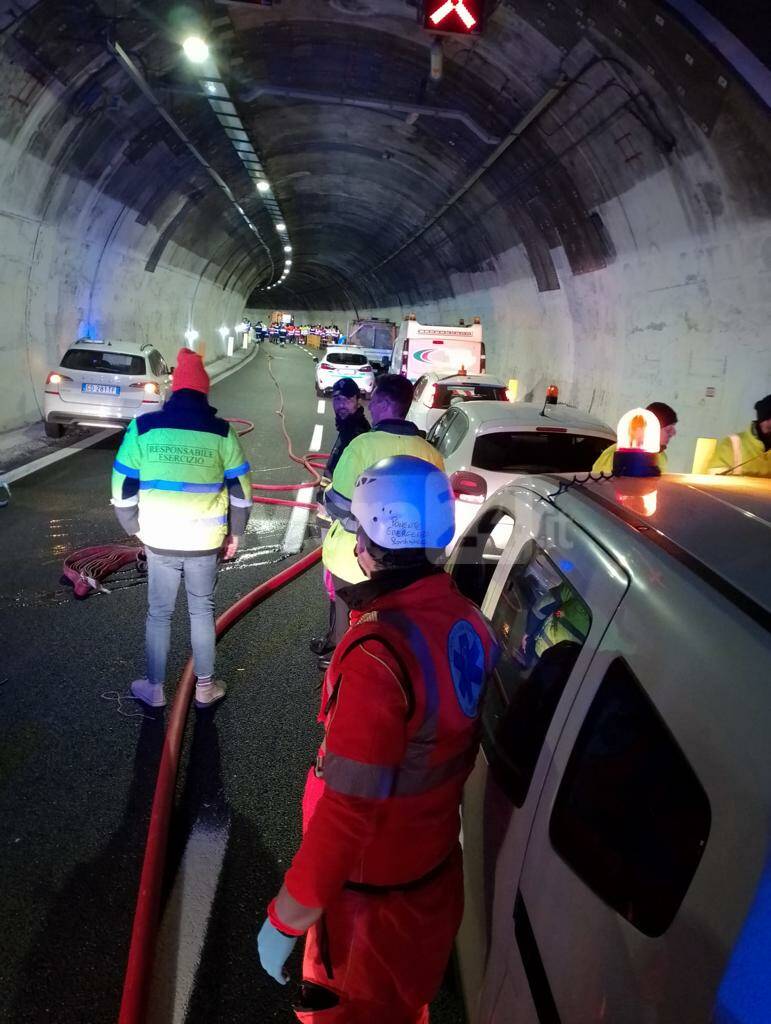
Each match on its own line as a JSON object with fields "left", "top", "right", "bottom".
{"left": 172, "top": 347, "right": 210, "bottom": 394}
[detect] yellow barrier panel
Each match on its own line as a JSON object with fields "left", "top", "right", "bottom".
{"left": 507, "top": 378, "right": 519, "bottom": 401}
{"left": 692, "top": 437, "right": 717, "bottom": 474}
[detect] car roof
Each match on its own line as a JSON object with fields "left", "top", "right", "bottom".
{"left": 454, "top": 399, "right": 615, "bottom": 435}
{"left": 523, "top": 474, "right": 771, "bottom": 623}
{"left": 67, "top": 339, "right": 151, "bottom": 354}
{"left": 324, "top": 346, "right": 367, "bottom": 355}
{"left": 433, "top": 374, "right": 504, "bottom": 386}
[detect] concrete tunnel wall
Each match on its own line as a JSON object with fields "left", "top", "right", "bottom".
{"left": 0, "top": 60, "right": 251, "bottom": 435}
{"left": 254, "top": 125, "right": 771, "bottom": 475}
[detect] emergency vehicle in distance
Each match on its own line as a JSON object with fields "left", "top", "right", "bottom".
{"left": 390, "top": 315, "right": 485, "bottom": 382}
{"left": 345, "top": 317, "right": 397, "bottom": 373}
{"left": 448, "top": 471, "right": 771, "bottom": 1024}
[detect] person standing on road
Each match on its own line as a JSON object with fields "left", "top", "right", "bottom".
{"left": 310, "top": 377, "right": 371, "bottom": 658}
{"left": 257, "top": 456, "right": 498, "bottom": 1022}
{"left": 592, "top": 401, "right": 678, "bottom": 473}
{"left": 708, "top": 394, "right": 771, "bottom": 477}
{"left": 111, "top": 347, "right": 252, "bottom": 709}
{"left": 325, "top": 378, "right": 370, "bottom": 478}
{"left": 318, "top": 374, "right": 444, "bottom": 662}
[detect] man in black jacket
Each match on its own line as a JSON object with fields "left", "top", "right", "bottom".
{"left": 310, "top": 378, "right": 370, "bottom": 657}
{"left": 325, "top": 377, "right": 370, "bottom": 477}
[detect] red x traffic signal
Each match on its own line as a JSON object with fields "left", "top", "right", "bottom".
{"left": 423, "top": 0, "right": 484, "bottom": 34}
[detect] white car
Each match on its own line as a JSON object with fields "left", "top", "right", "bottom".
{"left": 43, "top": 339, "right": 171, "bottom": 437}
{"left": 408, "top": 373, "right": 510, "bottom": 433}
{"left": 427, "top": 400, "right": 615, "bottom": 548}
{"left": 315, "top": 347, "right": 375, "bottom": 396}
{"left": 448, "top": 472, "right": 771, "bottom": 1024}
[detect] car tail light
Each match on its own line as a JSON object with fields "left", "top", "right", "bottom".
{"left": 361, "top": 364, "right": 372, "bottom": 372}
{"left": 320, "top": 362, "right": 333, "bottom": 370}
{"left": 400, "top": 349, "right": 408, "bottom": 375}
{"left": 450, "top": 471, "right": 487, "bottom": 504}
{"left": 480, "top": 343, "right": 486, "bottom": 371}
{"left": 427, "top": 383, "right": 439, "bottom": 408}
{"left": 44, "top": 371, "right": 71, "bottom": 393}
{"left": 505, "top": 388, "right": 515, "bottom": 402}
{"left": 130, "top": 381, "right": 159, "bottom": 394}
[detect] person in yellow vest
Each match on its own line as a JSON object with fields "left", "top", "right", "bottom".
{"left": 320, "top": 374, "right": 445, "bottom": 664}
{"left": 592, "top": 401, "right": 678, "bottom": 474}
{"left": 708, "top": 394, "right": 771, "bottom": 478}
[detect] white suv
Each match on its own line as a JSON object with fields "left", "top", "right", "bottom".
{"left": 315, "top": 347, "right": 375, "bottom": 396}
{"left": 43, "top": 339, "right": 171, "bottom": 437}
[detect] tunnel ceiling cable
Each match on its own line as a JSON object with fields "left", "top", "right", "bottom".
{"left": 117, "top": 544, "right": 323, "bottom": 1024}
{"left": 309, "top": 55, "right": 675, "bottom": 295}
{"left": 106, "top": 40, "right": 277, "bottom": 278}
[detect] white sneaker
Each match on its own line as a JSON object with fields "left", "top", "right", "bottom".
{"left": 130, "top": 678, "right": 167, "bottom": 708}
{"left": 195, "top": 679, "right": 227, "bottom": 709}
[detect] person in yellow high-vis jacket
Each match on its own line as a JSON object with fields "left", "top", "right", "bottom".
{"left": 708, "top": 394, "right": 771, "bottom": 478}
{"left": 321, "top": 375, "right": 444, "bottom": 656}
{"left": 592, "top": 401, "right": 678, "bottom": 474}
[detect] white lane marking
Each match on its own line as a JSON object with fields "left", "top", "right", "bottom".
{"left": 309, "top": 423, "right": 323, "bottom": 451}
{"left": 147, "top": 819, "right": 230, "bottom": 1024}
{"left": 1, "top": 346, "right": 259, "bottom": 484}
{"left": 2, "top": 428, "right": 119, "bottom": 484}
{"left": 282, "top": 422, "right": 323, "bottom": 555}
{"left": 317, "top": 399, "right": 326, "bottom": 415}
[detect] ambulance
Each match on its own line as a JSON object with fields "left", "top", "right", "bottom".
{"left": 389, "top": 315, "right": 485, "bottom": 382}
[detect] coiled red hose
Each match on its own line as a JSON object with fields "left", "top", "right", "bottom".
{"left": 117, "top": 545, "right": 322, "bottom": 1024}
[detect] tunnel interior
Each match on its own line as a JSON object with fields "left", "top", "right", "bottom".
{"left": 1, "top": 0, "right": 769, "bottom": 468}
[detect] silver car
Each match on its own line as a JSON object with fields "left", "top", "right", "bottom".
{"left": 427, "top": 400, "right": 615, "bottom": 549}
{"left": 43, "top": 339, "right": 171, "bottom": 437}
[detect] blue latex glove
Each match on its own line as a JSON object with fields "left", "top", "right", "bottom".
{"left": 257, "top": 917, "right": 298, "bottom": 985}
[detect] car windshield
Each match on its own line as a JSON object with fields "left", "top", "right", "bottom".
{"left": 60, "top": 348, "right": 146, "bottom": 375}
{"left": 326, "top": 352, "right": 368, "bottom": 366}
{"left": 436, "top": 383, "right": 507, "bottom": 409}
{"left": 473, "top": 431, "right": 610, "bottom": 473}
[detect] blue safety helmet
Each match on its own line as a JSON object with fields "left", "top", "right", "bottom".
{"left": 352, "top": 456, "right": 455, "bottom": 550}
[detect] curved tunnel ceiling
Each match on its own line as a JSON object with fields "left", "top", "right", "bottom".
{"left": 2, "top": 0, "right": 769, "bottom": 312}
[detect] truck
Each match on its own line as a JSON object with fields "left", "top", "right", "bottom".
{"left": 389, "top": 315, "right": 485, "bottom": 382}
{"left": 344, "top": 317, "right": 397, "bottom": 373}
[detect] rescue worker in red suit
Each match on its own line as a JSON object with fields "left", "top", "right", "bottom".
{"left": 257, "top": 455, "right": 498, "bottom": 1022}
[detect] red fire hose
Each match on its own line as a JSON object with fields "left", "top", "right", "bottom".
{"left": 117, "top": 544, "right": 322, "bottom": 1024}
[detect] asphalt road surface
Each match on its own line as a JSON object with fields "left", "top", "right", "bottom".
{"left": 0, "top": 344, "right": 465, "bottom": 1024}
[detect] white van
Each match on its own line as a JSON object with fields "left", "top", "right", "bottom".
{"left": 390, "top": 316, "right": 485, "bottom": 382}
{"left": 448, "top": 473, "right": 771, "bottom": 1024}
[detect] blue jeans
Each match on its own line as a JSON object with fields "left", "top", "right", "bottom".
{"left": 145, "top": 551, "right": 218, "bottom": 684}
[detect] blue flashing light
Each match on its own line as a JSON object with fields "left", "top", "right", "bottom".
{"left": 557, "top": 559, "right": 574, "bottom": 574}
{"left": 714, "top": 857, "right": 771, "bottom": 1023}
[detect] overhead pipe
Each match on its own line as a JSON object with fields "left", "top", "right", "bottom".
{"left": 366, "top": 55, "right": 677, "bottom": 274}
{"left": 239, "top": 82, "right": 502, "bottom": 146}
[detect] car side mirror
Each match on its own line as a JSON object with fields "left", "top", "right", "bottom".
{"left": 169, "top": 366, "right": 175, "bottom": 373}
{"left": 313, "top": 356, "right": 319, "bottom": 363}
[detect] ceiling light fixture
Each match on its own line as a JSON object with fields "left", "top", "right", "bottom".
{"left": 276, "top": 222, "right": 286, "bottom": 232}
{"left": 182, "top": 36, "right": 209, "bottom": 63}
{"left": 256, "top": 180, "right": 270, "bottom": 193}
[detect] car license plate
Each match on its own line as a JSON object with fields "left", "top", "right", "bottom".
{"left": 82, "top": 383, "right": 119, "bottom": 396}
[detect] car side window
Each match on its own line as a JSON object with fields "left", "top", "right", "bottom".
{"left": 413, "top": 375, "right": 427, "bottom": 403}
{"left": 482, "top": 541, "right": 591, "bottom": 807}
{"left": 437, "top": 409, "right": 468, "bottom": 457}
{"left": 427, "top": 409, "right": 455, "bottom": 450}
{"left": 549, "top": 657, "right": 711, "bottom": 936}
{"left": 147, "top": 350, "right": 161, "bottom": 376}
{"left": 452, "top": 506, "right": 515, "bottom": 607}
